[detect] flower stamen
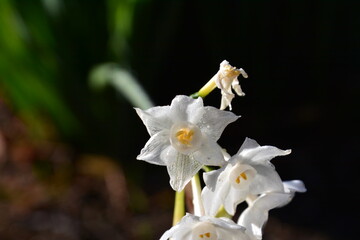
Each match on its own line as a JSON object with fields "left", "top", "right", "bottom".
{"left": 241, "top": 172, "right": 247, "bottom": 180}
{"left": 192, "top": 222, "right": 217, "bottom": 240}
{"left": 170, "top": 121, "right": 203, "bottom": 155}
{"left": 176, "top": 128, "right": 194, "bottom": 145}
{"left": 199, "top": 232, "right": 211, "bottom": 238}
{"left": 235, "top": 172, "right": 248, "bottom": 184}
{"left": 229, "top": 163, "right": 257, "bottom": 190}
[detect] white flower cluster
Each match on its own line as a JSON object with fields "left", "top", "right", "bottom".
{"left": 135, "top": 61, "right": 306, "bottom": 240}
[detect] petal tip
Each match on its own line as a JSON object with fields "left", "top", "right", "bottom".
{"left": 284, "top": 149, "right": 292, "bottom": 155}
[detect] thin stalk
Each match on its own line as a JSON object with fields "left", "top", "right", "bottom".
{"left": 191, "top": 74, "right": 218, "bottom": 99}
{"left": 172, "top": 190, "right": 185, "bottom": 225}
{"left": 191, "top": 173, "right": 205, "bottom": 216}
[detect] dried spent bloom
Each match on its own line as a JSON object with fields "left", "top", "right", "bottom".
{"left": 160, "top": 213, "right": 250, "bottom": 240}
{"left": 202, "top": 138, "right": 290, "bottom": 216}
{"left": 135, "top": 95, "right": 239, "bottom": 191}
{"left": 238, "top": 180, "right": 307, "bottom": 239}
{"left": 215, "top": 60, "right": 248, "bottom": 110}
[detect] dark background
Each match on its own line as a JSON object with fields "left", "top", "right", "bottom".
{"left": 0, "top": 0, "right": 358, "bottom": 239}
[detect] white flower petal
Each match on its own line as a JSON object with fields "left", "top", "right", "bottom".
{"left": 160, "top": 224, "right": 183, "bottom": 240}
{"left": 160, "top": 214, "right": 195, "bottom": 240}
{"left": 135, "top": 106, "right": 172, "bottom": 136}
{"left": 191, "top": 138, "right": 225, "bottom": 166}
{"left": 137, "top": 130, "right": 170, "bottom": 165}
{"left": 232, "top": 78, "right": 245, "bottom": 96}
{"left": 258, "top": 192, "right": 292, "bottom": 212}
{"left": 238, "top": 202, "right": 268, "bottom": 240}
{"left": 204, "top": 216, "right": 249, "bottom": 240}
{"left": 215, "top": 74, "right": 231, "bottom": 92}
{"left": 223, "top": 187, "right": 248, "bottom": 215}
{"left": 238, "top": 192, "right": 291, "bottom": 239}
{"left": 202, "top": 187, "right": 223, "bottom": 217}
{"left": 238, "top": 180, "right": 306, "bottom": 239}
{"left": 221, "top": 149, "right": 231, "bottom": 161}
{"left": 205, "top": 216, "right": 245, "bottom": 231}
{"left": 239, "top": 68, "right": 248, "bottom": 78}
{"left": 203, "top": 167, "right": 225, "bottom": 191}
{"left": 166, "top": 150, "right": 203, "bottom": 191}
{"left": 274, "top": 180, "right": 306, "bottom": 208}
{"left": 172, "top": 230, "right": 191, "bottom": 239}
{"left": 249, "top": 164, "right": 284, "bottom": 194}
{"left": 202, "top": 167, "right": 232, "bottom": 216}
{"left": 197, "top": 106, "right": 239, "bottom": 141}
{"left": 238, "top": 138, "right": 291, "bottom": 165}
{"left": 217, "top": 227, "right": 250, "bottom": 240}
{"left": 162, "top": 214, "right": 249, "bottom": 240}
{"left": 238, "top": 137, "right": 260, "bottom": 152}
{"left": 169, "top": 95, "right": 204, "bottom": 123}
{"left": 283, "top": 180, "right": 307, "bottom": 193}
{"left": 220, "top": 92, "right": 235, "bottom": 110}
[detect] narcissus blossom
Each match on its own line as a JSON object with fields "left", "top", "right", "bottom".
{"left": 238, "top": 180, "right": 307, "bottom": 239}
{"left": 160, "top": 213, "right": 250, "bottom": 240}
{"left": 202, "top": 138, "right": 290, "bottom": 216}
{"left": 135, "top": 95, "right": 238, "bottom": 191}
{"left": 214, "top": 60, "right": 248, "bottom": 110}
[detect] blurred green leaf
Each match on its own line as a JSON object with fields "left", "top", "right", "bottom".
{"left": 107, "top": 0, "right": 144, "bottom": 59}
{"left": 89, "top": 63, "right": 153, "bottom": 109}
{"left": 0, "top": 0, "right": 78, "bottom": 139}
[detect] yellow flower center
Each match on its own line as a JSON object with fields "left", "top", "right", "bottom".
{"left": 170, "top": 121, "right": 202, "bottom": 154}
{"left": 176, "top": 128, "right": 194, "bottom": 145}
{"left": 192, "top": 222, "right": 217, "bottom": 240}
{"left": 199, "top": 232, "right": 211, "bottom": 238}
{"left": 223, "top": 66, "right": 241, "bottom": 79}
{"left": 229, "top": 163, "right": 257, "bottom": 190}
{"left": 235, "top": 172, "right": 248, "bottom": 184}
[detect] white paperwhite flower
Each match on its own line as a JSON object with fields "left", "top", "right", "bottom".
{"left": 160, "top": 213, "right": 250, "bottom": 240}
{"left": 202, "top": 138, "right": 290, "bottom": 216}
{"left": 215, "top": 60, "right": 248, "bottom": 110}
{"left": 135, "top": 95, "right": 239, "bottom": 191}
{"left": 238, "top": 180, "right": 306, "bottom": 240}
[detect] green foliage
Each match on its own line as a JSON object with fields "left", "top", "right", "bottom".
{"left": 0, "top": 0, "right": 148, "bottom": 143}
{"left": 89, "top": 63, "right": 153, "bottom": 109}
{"left": 0, "top": 0, "right": 78, "bottom": 139}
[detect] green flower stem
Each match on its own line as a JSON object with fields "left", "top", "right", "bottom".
{"left": 191, "top": 173, "right": 205, "bottom": 216}
{"left": 172, "top": 190, "right": 185, "bottom": 226}
{"left": 191, "top": 75, "right": 217, "bottom": 99}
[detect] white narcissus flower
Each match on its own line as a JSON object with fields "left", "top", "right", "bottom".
{"left": 135, "top": 95, "right": 239, "bottom": 192}
{"left": 160, "top": 213, "right": 250, "bottom": 240}
{"left": 214, "top": 60, "right": 248, "bottom": 110}
{"left": 202, "top": 138, "right": 290, "bottom": 216}
{"left": 238, "top": 180, "right": 307, "bottom": 240}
